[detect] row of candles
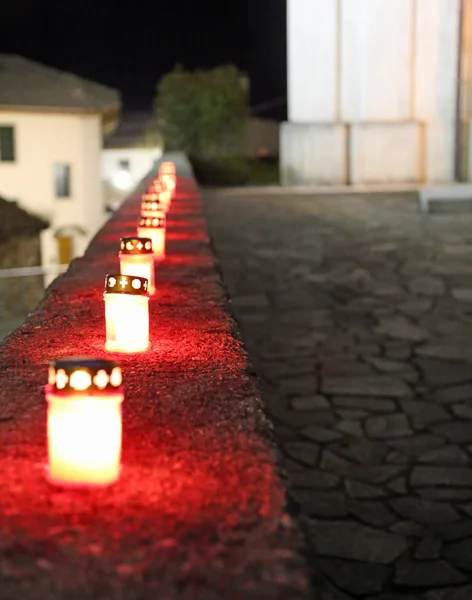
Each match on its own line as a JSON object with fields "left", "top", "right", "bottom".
{"left": 45, "top": 162, "right": 177, "bottom": 488}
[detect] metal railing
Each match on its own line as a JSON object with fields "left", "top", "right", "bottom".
{"left": 0, "top": 264, "right": 67, "bottom": 340}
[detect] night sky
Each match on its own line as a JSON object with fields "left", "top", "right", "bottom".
{"left": 0, "top": 0, "right": 287, "bottom": 120}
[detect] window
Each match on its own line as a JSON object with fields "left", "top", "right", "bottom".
{"left": 54, "top": 163, "right": 71, "bottom": 198}
{"left": 0, "top": 126, "right": 15, "bottom": 162}
{"left": 119, "top": 159, "right": 130, "bottom": 171}
{"left": 57, "top": 235, "right": 73, "bottom": 265}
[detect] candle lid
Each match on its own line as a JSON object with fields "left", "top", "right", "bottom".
{"left": 159, "top": 162, "right": 176, "bottom": 173}
{"left": 104, "top": 274, "right": 149, "bottom": 295}
{"left": 141, "top": 198, "right": 165, "bottom": 212}
{"left": 48, "top": 357, "right": 123, "bottom": 393}
{"left": 138, "top": 216, "right": 166, "bottom": 229}
{"left": 149, "top": 180, "right": 164, "bottom": 193}
{"left": 120, "top": 237, "right": 153, "bottom": 255}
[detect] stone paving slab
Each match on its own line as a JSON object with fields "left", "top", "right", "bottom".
{"left": 0, "top": 160, "right": 309, "bottom": 600}
{"left": 203, "top": 189, "right": 472, "bottom": 599}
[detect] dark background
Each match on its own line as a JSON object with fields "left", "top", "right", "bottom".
{"left": 0, "top": 0, "right": 287, "bottom": 120}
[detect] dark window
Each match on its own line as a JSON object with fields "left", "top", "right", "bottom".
{"left": 0, "top": 126, "right": 15, "bottom": 162}
{"left": 119, "top": 159, "right": 130, "bottom": 170}
{"left": 54, "top": 163, "right": 71, "bottom": 198}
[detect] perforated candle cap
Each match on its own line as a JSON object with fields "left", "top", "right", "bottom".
{"left": 48, "top": 357, "right": 123, "bottom": 394}
{"left": 139, "top": 216, "right": 166, "bottom": 229}
{"left": 120, "top": 237, "right": 153, "bottom": 255}
{"left": 159, "top": 162, "right": 176, "bottom": 174}
{"left": 141, "top": 199, "right": 164, "bottom": 212}
{"left": 149, "top": 180, "right": 164, "bottom": 193}
{"left": 104, "top": 274, "right": 149, "bottom": 296}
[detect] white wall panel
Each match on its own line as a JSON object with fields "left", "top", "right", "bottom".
{"left": 287, "top": 0, "right": 338, "bottom": 122}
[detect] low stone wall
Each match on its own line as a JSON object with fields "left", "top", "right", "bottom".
{"left": 0, "top": 154, "right": 309, "bottom": 600}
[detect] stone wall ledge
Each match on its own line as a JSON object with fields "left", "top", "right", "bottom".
{"left": 0, "top": 153, "right": 309, "bottom": 600}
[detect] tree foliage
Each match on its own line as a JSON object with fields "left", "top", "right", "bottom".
{"left": 154, "top": 64, "right": 248, "bottom": 159}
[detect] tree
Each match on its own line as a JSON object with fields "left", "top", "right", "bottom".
{"left": 154, "top": 64, "right": 248, "bottom": 159}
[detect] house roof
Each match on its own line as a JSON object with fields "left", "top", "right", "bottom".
{"left": 0, "top": 55, "right": 120, "bottom": 113}
{"left": 104, "top": 111, "right": 157, "bottom": 148}
{"left": 0, "top": 197, "right": 49, "bottom": 240}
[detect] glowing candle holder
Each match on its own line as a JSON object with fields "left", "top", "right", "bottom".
{"left": 141, "top": 193, "right": 166, "bottom": 217}
{"left": 104, "top": 274, "right": 150, "bottom": 353}
{"left": 158, "top": 162, "right": 176, "bottom": 198}
{"left": 119, "top": 236, "right": 155, "bottom": 295}
{"left": 137, "top": 216, "right": 166, "bottom": 262}
{"left": 45, "top": 357, "right": 124, "bottom": 488}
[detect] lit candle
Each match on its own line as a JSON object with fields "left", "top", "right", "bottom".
{"left": 141, "top": 192, "right": 166, "bottom": 217}
{"left": 104, "top": 274, "right": 150, "bottom": 353}
{"left": 45, "top": 357, "right": 124, "bottom": 488}
{"left": 137, "top": 216, "right": 166, "bottom": 262}
{"left": 119, "top": 236, "right": 155, "bottom": 295}
{"left": 158, "top": 162, "right": 176, "bottom": 197}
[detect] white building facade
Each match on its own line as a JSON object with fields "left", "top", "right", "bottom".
{"left": 102, "top": 147, "right": 162, "bottom": 209}
{"left": 0, "top": 55, "right": 120, "bottom": 276}
{"left": 282, "top": 0, "right": 472, "bottom": 185}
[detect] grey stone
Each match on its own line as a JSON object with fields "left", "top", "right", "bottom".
{"left": 394, "top": 559, "right": 465, "bottom": 587}
{"left": 232, "top": 293, "right": 270, "bottom": 308}
{"left": 416, "top": 343, "right": 472, "bottom": 362}
{"left": 387, "top": 478, "right": 408, "bottom": 494}
{"left": 384, "top": 341, "right": 412, "bottom": 360}
{"left": 429, "top": 384, "right": 472, "bottom": 404}
{"left": 425, "top": 585, "right": 472, "bottom": 600}
{"left": 291, "top": 395, "right": 329, "bottom": 411}
{"left": 411, "top": 466, "right": 472, "bottom": 487}
{"left": 269, "top": 403, "right": 336, "bottom": 429}
{"left": 389, "top": 497, "right": 459, "bottom": 523}
{"left": 332, "top": 439, "right": 389, "bottom": 464}
{"left": 332, "top": 396, "right": 397, "bottom": 413}
{"left": 387, "top": 434, "right": 444, "bottom": 455}
{"left": 386, "top": 450, "right": 410, "bottom": 464}
{"left": 408, "top": 275, "right": 445, "bottom": 296}
{"left": 401, "top": 400, "right": 451, "bottom": 429}
{"left": 345, "top": 479, "right": 387, "bottom": 499}
{"left": 365, "top": 414, "right": 412, "bottom": 439}
{"left": 374, "top": 284, "right": 403, "bottom": 297}
{"left": 278, "top": 376, "right": 318, "bottom": 397}
{"left": 415, "top": 359, "right": 472, "bottom": 386}
{"left": 321, "top": 449, "right": 405, "bottom": 484}
{"left": 390, "top": 520, "right": 425, "bottom": 537}
{"left": 399, "top": 298, "right": 433, "bottom": 315}
{"left": 349, "top": 500, "right": 396, "bottom": 527}
{"left": 336, "top": 409, "right": 370, "bottom": 420}
{"left": 443, "top": 538, "right": 472, "bottom": 572}
{"left": 302, "top": 425, "right": 342, "bottom": 443}
{"left": 452, "top": 288, "right": 472, "bottom": 302}
{"left": 356, "top": 342, "right": 381, "bottom": 356}
{"left": 335, "top": 420, "right": 363, "bottom": 437}
{"left": 290, "top": 469, "right": 341, "bottom": 489}
{"left": 431, "top": 421, "right": 472, "bottom": 444}
{"left": 291, "top": 490, "right": 347, "bottom": 517}
{"left": 452, "top": 403, "right": 472, "bottom": 419}
{"left": 432, "top": 520, "right": 472, "bottom": 541}
{"left": 323, "top": 376, "right": 411, "bottom": 398}
{"left": 316, "top": 558, "right": 388, "bottom": 596}
{"left": 418, "top": 488, "right": 472, "bottom": 501}
{"left": 307, "top": 519, "right": 409, "bottom": 564}
{"left": 418, "top": 445, "right": 469, "bottom": 465}
{"left": 375, "top": 316, "right": 430, "bottom": 342}
{"left": 366, "top": 356, "right": 414, "bottom": 373}
{"left": 283, "top": 441, "right": 320, "bottom": 467}
{"left": 414, "top": 535, "right": 442, "bottom": 560}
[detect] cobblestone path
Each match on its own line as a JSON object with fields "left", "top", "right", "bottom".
{"left": 204, "top": 190, "right": 472, "bottom": 600}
